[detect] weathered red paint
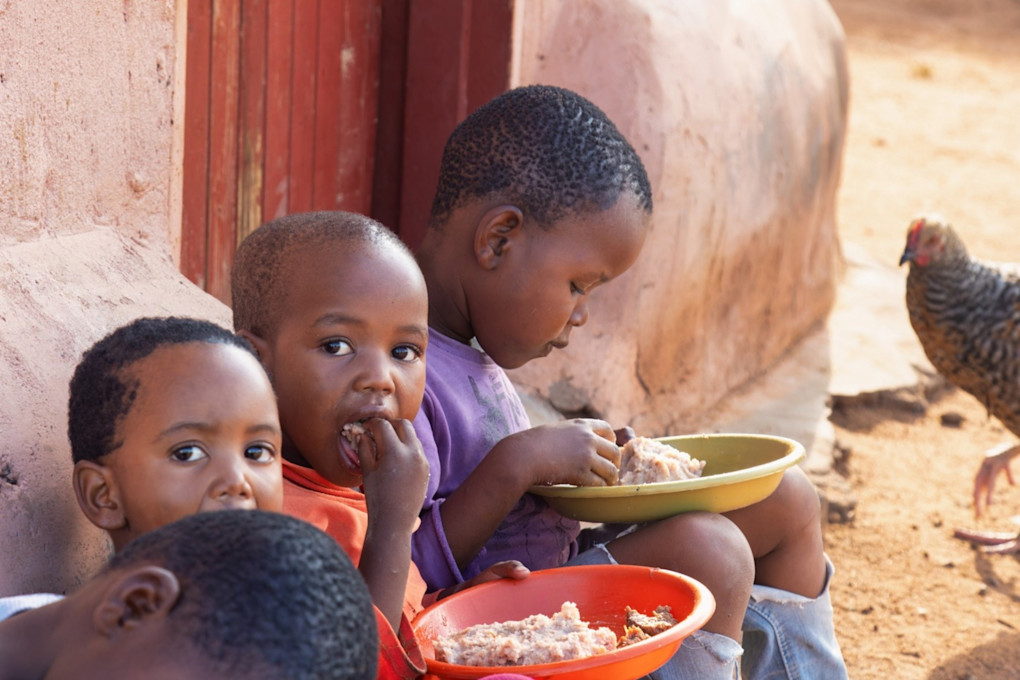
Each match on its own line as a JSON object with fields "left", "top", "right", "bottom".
{"left": 182, "top": 0, "right": 513, "bottom": 300}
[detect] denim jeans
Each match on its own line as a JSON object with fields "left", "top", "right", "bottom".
{"left": 741, "top": 557, "right": 848, "bottom": 680}
{"left": 650, "top": 629, "right": 743, "bottom": 680}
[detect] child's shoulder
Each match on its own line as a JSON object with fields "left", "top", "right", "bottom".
{"left": 281, "top": 463, "right": 365, "bottom": 503}
{"left": 426, "top": 331, "right": 505, "bottom": 376}
{"left": 0, "top": 593, "right": 63, "bottom": 621}
{"left": 280, "top": 472, "right": 369, "bottom": 558}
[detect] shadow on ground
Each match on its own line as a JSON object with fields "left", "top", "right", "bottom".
{"left": 928, "top": 631, "right": 1020, "bottom": 680}
{"left": 973, "top": 551, "right": 1020, "bottom": 605}
{"left": 829, "top": 377, "right": 955, "bottom": 434}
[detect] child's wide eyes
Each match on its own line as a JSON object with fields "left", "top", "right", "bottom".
{"left": 392, "top": 344, "right": 423, "bottom": 363}
{"left": 170, "top": 445, "right": 207, "bottom": 462}
{"left": 322, "top": 338, "right": 354, "bottom": 356}
{"left": 245, "top": 444, "right": 276, "bottom": 463}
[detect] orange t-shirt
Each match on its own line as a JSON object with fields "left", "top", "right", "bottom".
{"left": 282, "top": 459, "right": 427, "bottom": 680}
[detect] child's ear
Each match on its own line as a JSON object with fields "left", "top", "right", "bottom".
{"left": 238, "top": 330, "right": 272, "bottom": 371}
{"left": 93, "top": 566, "right": 181, "bottom": 635}
{"left": 474, "top": 205, "right": 523, "bottom": 270}
{"left": 73, "top": 460, "right": 126, "bottom": 532}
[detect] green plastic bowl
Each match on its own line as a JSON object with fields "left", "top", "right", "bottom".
{"left": 529, "top": 433, "right": 805, "bottom": 523}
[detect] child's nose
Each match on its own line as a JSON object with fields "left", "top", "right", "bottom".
{"left": 570, "top": 297, "right": 590, "bottom": 327}
{"left": 212, "top": 458, "right": 254, "bottom": 500}
{"left": 353, "top": 351, "right": 395, "bottom": 394}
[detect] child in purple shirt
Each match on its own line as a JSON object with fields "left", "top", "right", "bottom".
{"left": 414, "top": 331, "right": 582, "bottom": 578}
{"left": 412, "top": 85, "right": 847, "bottom": 679}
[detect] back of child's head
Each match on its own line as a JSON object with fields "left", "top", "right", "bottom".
{"left": 231, "top": 210, "right": 412, "bottom": 339}
{"left": 430, "top": 84, "right": 653, "bottom": 230}
{"left": 68, "top": 316, "right": 256, "bottom": 464}
{"left": 109, "top": 509, "right": 377, "bottom": 680}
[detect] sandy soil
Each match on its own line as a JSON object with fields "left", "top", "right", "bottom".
{"left": 824, "top": 1, "right": 1020, "bottom": 677}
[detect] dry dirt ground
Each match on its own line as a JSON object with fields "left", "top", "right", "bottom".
{"left": 824, "top": 1, "right": 1020, "bottom": 677}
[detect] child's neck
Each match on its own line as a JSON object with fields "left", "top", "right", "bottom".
{"left": 417, "top": 229, "right": 475, "bottom": 346}
{"left": 282, "top": 447, "right": 311, "bottom": 468}
{"left": 426, "top": 296, "right": 473, "bottom": 347}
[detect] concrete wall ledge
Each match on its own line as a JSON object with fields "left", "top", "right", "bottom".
{"left": 0, "top": 230, "right": 229, "bottom": 595}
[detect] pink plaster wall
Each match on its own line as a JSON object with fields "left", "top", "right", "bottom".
{"left": 508, "top": 0, "right": 848, "bottom": 436}
{"left": 0, "top": 0, "right": 847, "bottom": 595}
{"left": 0, "top": 1, "right": 228, "bottom": 596}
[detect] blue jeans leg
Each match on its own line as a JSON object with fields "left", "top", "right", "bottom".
{"left": 647, "top": 629, "right": 743, "bottom": 680}
{"left": 740, "top": 557, "right": 848, "bottom": 680}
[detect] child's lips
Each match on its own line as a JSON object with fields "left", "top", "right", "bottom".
{"left": 549, "top": 332, "right": 570, "bottom": 351}
{"left": 542, "top": 339, "right": 568, "bottom": 357}
{"left": 338, "top": 432, "right": 363, "bottom": 472}
{"left": 337, "top": 411, "right": 389, "bottom": 472}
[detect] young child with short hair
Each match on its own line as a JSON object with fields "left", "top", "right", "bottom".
{"left": 411, "top": 84, "right": 847, "bottom": 679}
{"left": 68, "top": 316, "right": 283, "bottom": 552}
{"left": 0, "top": 509, "right": 378, "bottom": 680}
{"left": 232, "top": 211, "right": 528, "bottom": 680}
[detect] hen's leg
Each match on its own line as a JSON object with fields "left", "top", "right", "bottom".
{"left": 973, "top": 441, "right": 1020, "bottom": 517}
{"left": 957, "top": 441, "right": 1020, "bottom": 552}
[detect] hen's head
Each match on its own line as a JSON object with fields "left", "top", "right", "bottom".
{"left": 899, "top": 214, "right": 969, "bottom": 268}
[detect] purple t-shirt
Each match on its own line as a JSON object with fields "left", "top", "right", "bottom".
{"left": 412, "top": 330, "right": 581, "bottom": 591}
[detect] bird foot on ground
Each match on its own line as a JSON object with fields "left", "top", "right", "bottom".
{"left": 953, "top": 527, "right": 1020, "bottom": 554}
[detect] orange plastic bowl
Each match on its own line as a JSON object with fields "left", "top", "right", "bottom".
{"left": 411, "top": 564, "right": 715, "bottom": 680}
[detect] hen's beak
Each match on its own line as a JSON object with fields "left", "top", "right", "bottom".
{"left": 899, "top": 247, "right": 915, "bottom": 266}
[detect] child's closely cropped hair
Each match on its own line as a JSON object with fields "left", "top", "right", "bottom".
{"left": 0, "top": 510, "right": 378, "bottom": 680}
{"left": 411, "top": 84, "right": 848, "bottom": 679}
{"left": 68, "top": 316, "right": 283, "bottom": 552}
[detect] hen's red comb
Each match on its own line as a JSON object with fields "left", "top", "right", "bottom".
{"left": 907, "top": 218, "right": 925, "bottom": 248}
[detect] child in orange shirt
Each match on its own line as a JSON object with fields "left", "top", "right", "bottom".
{"left": 231, "top": 211, "right": 527, "bottom": 680}
{"left": 69, "top": 316, "right": 284, "bottom": 552}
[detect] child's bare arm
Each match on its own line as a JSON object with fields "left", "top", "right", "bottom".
{"left": 357, "top": 418, "right": 430, "bottom": 631}
{"left": 439, "top": 418, "right": 620, "bottom": 569}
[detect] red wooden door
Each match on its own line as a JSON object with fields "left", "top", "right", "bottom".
{"left": 182, "top": 0, "right": 382, "bottom": 304}
{"left": 373, "top": 0, "right": 513, "bottom": 251}
{"left": 181, "top": 0, "right": 511, "bottom": 303}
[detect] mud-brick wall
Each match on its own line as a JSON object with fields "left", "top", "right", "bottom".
{"left": 0, "top": 1, "right": 230, "bottom": 596}
{"left": 508, "top": 0, "right": 848, "bottom": 436}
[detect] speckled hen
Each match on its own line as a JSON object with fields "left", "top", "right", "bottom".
{"left": 899, "top": 213, "right": 1020, "bottom": 553}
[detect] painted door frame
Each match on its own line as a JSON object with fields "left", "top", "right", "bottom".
{"left": 181, "top": 0, "right": 512, "bottom": 303}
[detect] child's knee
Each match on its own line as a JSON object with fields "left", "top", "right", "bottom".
{"left": 661, "top": 513, "right": 753, "bottom": 640}
{"left": 654, "top": 513, "right": 754, "bottom": 596}
{"left": 775, "top": 466, "right": 823, "bottom": 530}
{"left": 688, "top": 512, "right": 753, "bottom": 573}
